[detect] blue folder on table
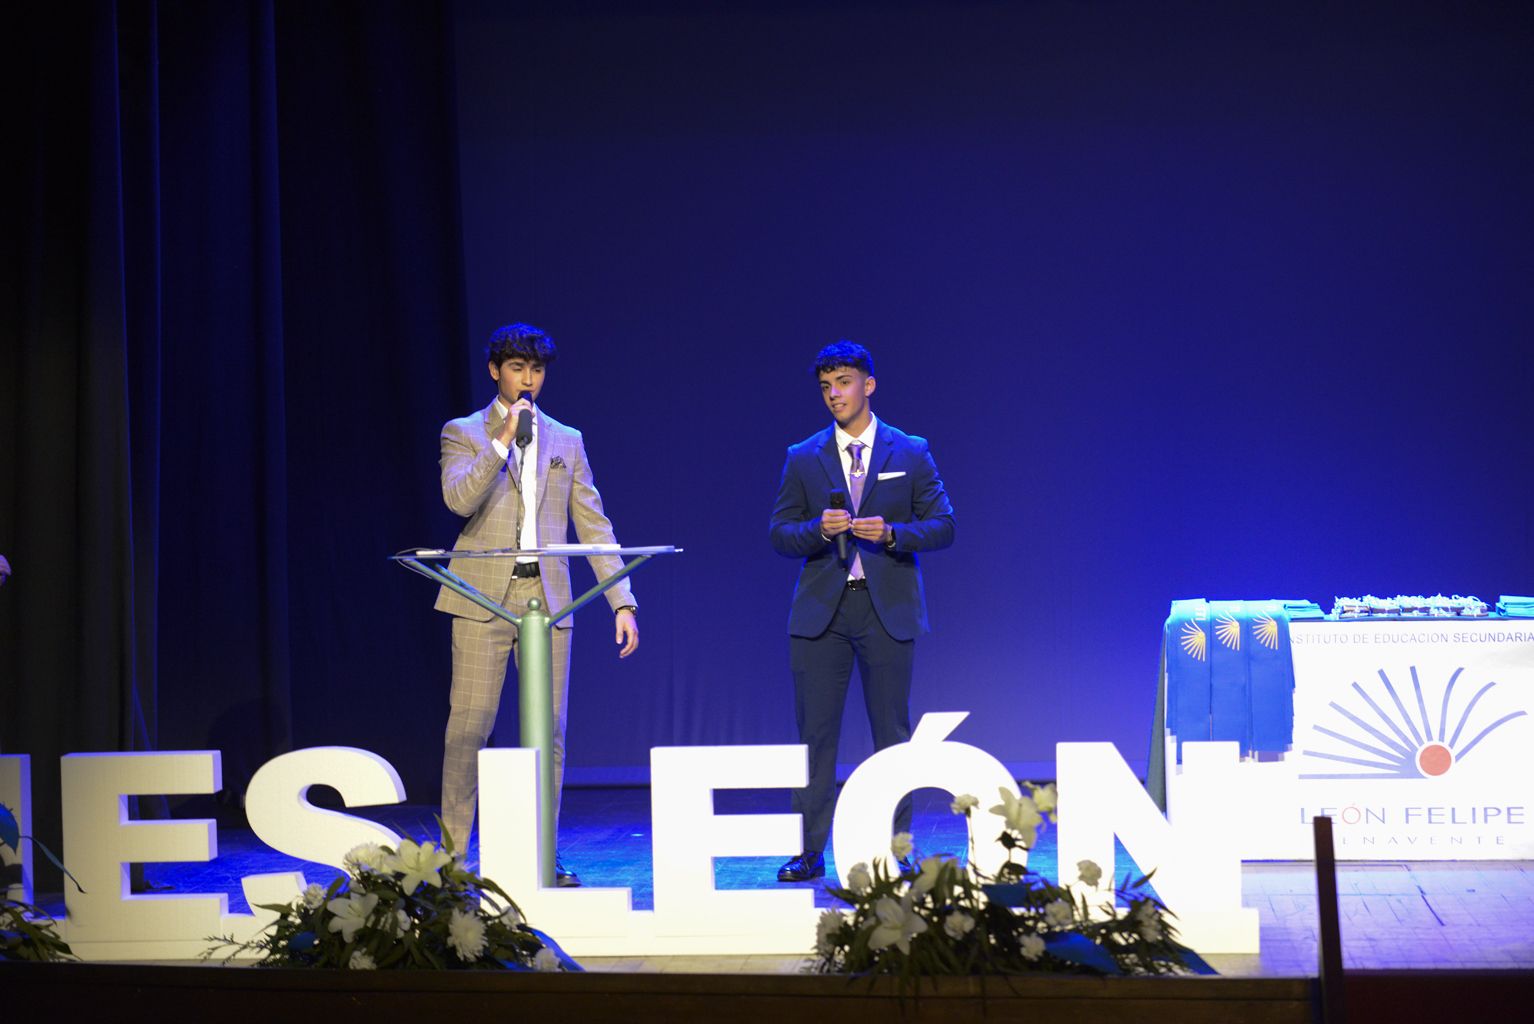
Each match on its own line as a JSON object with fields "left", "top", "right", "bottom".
{"left": 1163, "top": 598, "right": 1298, "bottom": 758}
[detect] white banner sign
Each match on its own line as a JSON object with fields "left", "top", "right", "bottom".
{"left": 1168, "top": 618, "right": 1534, "bottom": 859}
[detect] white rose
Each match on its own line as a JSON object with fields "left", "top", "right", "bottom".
{"left": 446, "top": 907, "right": 487, "bottom": 962}
{"left": 1133, "top": 901, "right": 1164, "bottom": 942}
{"left": 342, "top": 843, "right": 388, "bottom": 874}
{"left": 1043, "top": 898, "right": 1073, "bottom": 929}
{"left": 942, "top": 911, "right": 975, "bottom": 940}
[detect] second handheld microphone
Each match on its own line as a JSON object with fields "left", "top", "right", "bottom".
{"left": 829, "top": 489, "right": 850, "bottom": 563}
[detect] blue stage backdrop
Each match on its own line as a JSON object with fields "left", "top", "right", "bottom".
{"left": 3, "top": 0, "right": 1531, "bottom": 849}
{"left": 449, "top": 0, "right": 1534, "bottom": 783}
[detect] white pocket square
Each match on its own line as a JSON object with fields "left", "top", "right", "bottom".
{"left": 877, "top": 471, "right": 906, "bottom": 481}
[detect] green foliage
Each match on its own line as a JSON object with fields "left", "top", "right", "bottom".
{"left": 1, "top": 803, "right": 75, "bottom": 962}
{"left": 1, "top": 898, "right": 76, "bottom": 962}
{"left": 810, "top": 782, "right": 1205, "bottom": 981}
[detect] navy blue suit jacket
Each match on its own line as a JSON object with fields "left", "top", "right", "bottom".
{"left": 770, "top": 419, "right": 955, "bottom": 641}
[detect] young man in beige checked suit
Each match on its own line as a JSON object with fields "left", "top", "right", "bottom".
{"left": 436, "top": 323, "right": 638, "bottom": 886}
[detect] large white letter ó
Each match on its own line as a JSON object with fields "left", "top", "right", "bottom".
{"left": 832, "top": 712, "right": 1019, "bottom": 883}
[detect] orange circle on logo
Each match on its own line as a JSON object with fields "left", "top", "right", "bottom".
{"left": 1417, "top": 743, "right": 1453, "bottom": 777}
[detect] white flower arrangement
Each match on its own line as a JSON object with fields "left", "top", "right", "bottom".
{"left": 810, "top": 783, "right": 1204, "bottom": 979}
{"left": 204, "top": 827, "right": 578, "bottom": 972}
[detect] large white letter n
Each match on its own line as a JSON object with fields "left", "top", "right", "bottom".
{"left": 1055, "top": 741, "right": 1258, "bottom": 954}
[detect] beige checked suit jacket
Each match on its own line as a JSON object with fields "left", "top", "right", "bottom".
{"left": 434, "top": 400, "right": 635, "bottom": 620}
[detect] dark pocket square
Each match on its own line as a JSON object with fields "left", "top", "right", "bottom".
{"left": 549, "top": 455, "right": 565, "bottom": 469}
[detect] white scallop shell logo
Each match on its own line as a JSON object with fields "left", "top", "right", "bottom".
{"left": 1179, "top": 620, "right": 1207, "bottom": 661}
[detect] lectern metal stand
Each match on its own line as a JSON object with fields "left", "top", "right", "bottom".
{"left": 393, "top": 543, "right": 679, "bottom": 885}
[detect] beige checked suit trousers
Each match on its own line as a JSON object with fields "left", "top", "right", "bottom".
{"left": 442, "top": 579, "right": 573, "bottom": 851}
{"left": 435, "top": 400, "right": 636, "bottom": 851}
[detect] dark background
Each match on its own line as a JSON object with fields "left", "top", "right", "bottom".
{"left": 4, "top": 1, "right": 1532, "bottom": 867}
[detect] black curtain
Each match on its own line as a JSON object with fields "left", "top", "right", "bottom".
{"left": 2, "top": 0, "right": 472, "bottom": 887}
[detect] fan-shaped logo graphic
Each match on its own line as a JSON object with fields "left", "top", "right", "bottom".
{"left": 1215, "top": 614, "right": 1241, "bottom": 651}
{"left": 1180, "top": 621, "right": 1207, "bottom": 661}
{"left": 1254, "top": 615, "right": 1279, "bottom": 650}
{"left": 1300, "top": 666, "right": 1528, "bottom": 780}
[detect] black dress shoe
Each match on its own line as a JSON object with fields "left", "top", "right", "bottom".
{"left": 777, "top": 851, "right": 825, "bottom": 882}
{"left": 555, "top": 854, "right": 582, "bottom": 888}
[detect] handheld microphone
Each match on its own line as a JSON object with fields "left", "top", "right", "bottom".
{"left": 514, "top": 391, "right": 534, "bottom": 449}
{"left": 829, "top": 489, "right": 849, "bottom": 563}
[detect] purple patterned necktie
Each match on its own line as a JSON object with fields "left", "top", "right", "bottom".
{"left": 848, "top": 441, "right": 867, "bottom": 579}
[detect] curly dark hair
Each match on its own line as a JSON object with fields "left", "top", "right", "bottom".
{"left": 486, "top": 323, "right": 558, "bottom": 366}
{"left": 812, "top": 340, "right": 873, "bottom": 378}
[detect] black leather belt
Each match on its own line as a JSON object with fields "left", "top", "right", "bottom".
{"left": 846, "top": 578, "right": 868, "bottom": 591}
{"left": 511, "top": 562, "right": 541, "bottom": 578}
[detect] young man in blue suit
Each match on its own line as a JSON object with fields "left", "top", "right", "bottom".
{"left": 769, "top": 341, "right": 956, "bottom": 882}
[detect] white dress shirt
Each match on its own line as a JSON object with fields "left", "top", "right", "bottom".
{"left": 492, "top": 398, "right": 539, "bottom": 564}
{"left": 833, "top": 414, "right": 878, "bottom": 496}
